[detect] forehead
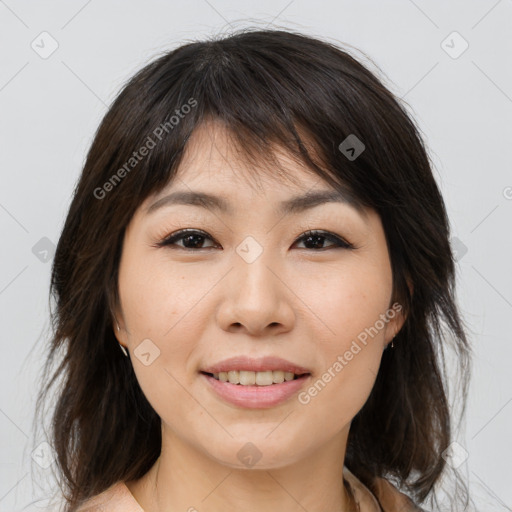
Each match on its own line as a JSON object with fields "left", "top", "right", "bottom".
{"left": 172, "top": 119, "right": 319, "bottom": 193}
{"left": 141, "top": 120, "right": 370, "bottom": 222}
{"left": 137, "top": 119, "right": 374, "bottom": 226}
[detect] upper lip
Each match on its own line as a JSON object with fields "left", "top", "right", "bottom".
{"left": 201, "top": 356, "right": 311, "bottom": 375}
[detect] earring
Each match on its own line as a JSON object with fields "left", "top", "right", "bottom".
{"left": 115, "top": 321, "right": 128, "bottom": 357}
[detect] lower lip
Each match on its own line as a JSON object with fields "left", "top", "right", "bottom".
{"left": 201, "top": 372, "right": 311, "bottom": 409}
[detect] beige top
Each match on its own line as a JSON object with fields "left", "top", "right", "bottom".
{"left": 77, "top": 466, "right": 425, "bottom": 511}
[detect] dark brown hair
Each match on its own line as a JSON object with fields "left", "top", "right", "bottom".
{"left": 34, "top": 27, "right": 472, "bottom": 511}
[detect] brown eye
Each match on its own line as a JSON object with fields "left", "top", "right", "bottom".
{"left": 293, "top": 230, "right": 353, "bottom": 250}
{"left": 158, "top": 229, "right": 217, "bottom": 250}
{"left": 156, "top": 229, "right": 354, "bottom": 251}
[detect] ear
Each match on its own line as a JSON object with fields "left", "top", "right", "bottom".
{"left": 384, "top": 302, "right": 406, "bottom": 344}
{"left": 384, "top": 278, "right": 412, "bottom": 345}
{"left": 111, "top": 307, "right": 127, "bottom": 345}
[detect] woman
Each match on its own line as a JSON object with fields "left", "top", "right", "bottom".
{"left": 35, "top": 28, "right": 472, "bottom": 511}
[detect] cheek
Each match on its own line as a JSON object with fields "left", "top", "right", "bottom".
{"left": 119, "top": 246, "right": 200, "bottom": 338}
{"left": 304, "top": 257, "right": 392, "bottom": 345}
{"left": 117, "top": 252, "right": 202, "bottom": 402}
{"left": 295, "top": 262, "right": 391, "bottom": 419}
{"left": 119, "top": 259, "right": 203, "bottom": 423}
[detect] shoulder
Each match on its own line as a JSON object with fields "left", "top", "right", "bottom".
{"left": 343, "top": 466, "right": 428, "bottom": 512}
{"left": 76, "top": 481, "right": 143, "bottom": 512}
{"left": 372, "top": 476, "right": 428, "bottom": 512}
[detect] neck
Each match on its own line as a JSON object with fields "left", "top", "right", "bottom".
{"left": 127, "top": 425, "right": 356, "bottom": 512}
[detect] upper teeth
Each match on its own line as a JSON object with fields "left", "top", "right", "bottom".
{"left": 213, "top": 370, "right": 299, "bottom": 386}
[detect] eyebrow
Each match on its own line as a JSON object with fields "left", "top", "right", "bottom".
{"left": 146, "top": 189, "right": 367, "bottom": 218}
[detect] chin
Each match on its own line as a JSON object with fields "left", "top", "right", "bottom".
{"left": 204, "top": 441, "right": 302, "bottom": 471}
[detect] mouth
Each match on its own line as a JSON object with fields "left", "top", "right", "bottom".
{"left": 200, "top": 370, "right": 311, "bottom": 386}
{"left": 199, "top": 356, "right": 312, "bottom": 408}
{"left": 200, "top": 370, "right": 312, "bottom": 409}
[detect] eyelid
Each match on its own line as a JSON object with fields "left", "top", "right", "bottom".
{"left": 155, "top": 228, "right": 218, "bottom": 249}
{"left": 298, "top": 229, "right": 354, "bottom": 249}
{"left": 154, "top": 227, "right": 355, "bottom": 251}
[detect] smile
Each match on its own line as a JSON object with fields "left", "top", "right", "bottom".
{"left": 200, "top": 371, "right": 311, "bottom": 409}
{"left": 204, "top": 369, "right": 306, "bottom": 386}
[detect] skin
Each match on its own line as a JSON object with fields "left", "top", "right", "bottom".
{"left": 114, "top": 121, "right": 405, "bottom": 512}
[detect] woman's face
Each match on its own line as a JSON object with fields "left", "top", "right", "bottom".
{"left": 115, "top": 122, "right": 404, "bottom": 470}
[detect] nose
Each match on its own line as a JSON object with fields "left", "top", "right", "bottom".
{"left": 215, "top": 247, "right": 295, "bottom": 336}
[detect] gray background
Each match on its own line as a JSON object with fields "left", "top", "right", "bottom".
{"left": 1, "top": 0, "right": 511, "bottom": 510}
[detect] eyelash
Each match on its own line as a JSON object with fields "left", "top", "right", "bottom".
{"left": 155, "top": 229, "right": 355, "bottom": 251}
